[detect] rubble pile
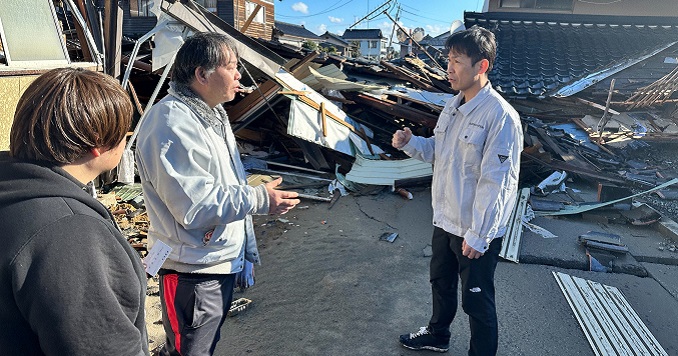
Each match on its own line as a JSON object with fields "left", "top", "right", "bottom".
{"left": 38, "top": 0, "right": 678, "bottom": 258}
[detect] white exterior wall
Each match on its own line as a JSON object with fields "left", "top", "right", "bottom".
{"left": 357, "top": 38, "right": 388, "bottom": 60}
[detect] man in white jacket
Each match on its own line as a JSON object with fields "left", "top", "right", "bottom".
{"left": 393, "top": 27, "right": 522, "bottom": 355}
{"left": 135, "top": 32, "right": 299, "bottom": 356}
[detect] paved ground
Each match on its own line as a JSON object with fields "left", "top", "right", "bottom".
{"left": 208, "top": 184, "right": 678, "bottom": 355}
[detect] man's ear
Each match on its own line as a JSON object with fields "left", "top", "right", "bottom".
{"left": 477, "top": 59, "right": 490, "bottom": 75}
{"left": 90, "top": 147, "right": 102, "bottom": 157}
{"left": 194, "top": 67, "right": 209, "bottom": 85}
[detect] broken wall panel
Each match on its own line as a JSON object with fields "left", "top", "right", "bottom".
{"left": 276, "top": 70, "right": 383, "bottom": 157}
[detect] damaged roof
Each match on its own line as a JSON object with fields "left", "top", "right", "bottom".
{"left": 274, "top": 21, "right": 321, "bottom": 40}
{"left": 465, "top": 11, "right": 678, "bottom": 98}
{"left": 341, "top": 29, "right": 384, "bottom": 40}
{"left": 420, "top": 32, "right": 451, "bottom": 48}
{"left": 321, "top": 31, "right": 350, "bottom": 47}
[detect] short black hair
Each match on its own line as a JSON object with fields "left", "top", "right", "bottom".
{"left": 172, "top": 32, "right": 238, "bottom": 86}
{"left": 444, "top": 26, "right": 496, "bottom": 72}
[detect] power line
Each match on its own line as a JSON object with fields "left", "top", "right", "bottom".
{"left": 276, "top": 0, "right": 358, "bottom": 18}
{"left": 399, "top": 8, "right": 450, "bottom": 24}
{"left": 399, "top": 3, "right": 453, "bottom": 22}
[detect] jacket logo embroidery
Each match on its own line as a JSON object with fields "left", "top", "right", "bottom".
{"left": 498, "top": 155, "right": 508, "bottom": 163}
{"left": 203, "top": 229, "right": 214, "bottom": 246}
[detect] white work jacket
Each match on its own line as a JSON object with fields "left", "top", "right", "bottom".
{"left": 402, "top": 83, "right": 523, "bottom": 253}
{"left": 136, "top": 93, "right": 268, "bottom": 274}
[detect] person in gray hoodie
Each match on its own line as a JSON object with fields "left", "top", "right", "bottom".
{"left": 135, "top": 32, "right": 300, "bottom": 356}
{"left": 0, "top": 67, "right": 149, "bottom": 355}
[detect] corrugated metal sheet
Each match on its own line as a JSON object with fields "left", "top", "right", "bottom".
{"left": 344, "top": 155, "right": 432, "bottom": 186}
{"left": 553, "top": 271, "right": 668, "bottom": 356}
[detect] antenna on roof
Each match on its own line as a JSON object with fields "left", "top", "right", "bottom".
{"left": 412, "top": 27, "right": 425, "bottom": 42}
{"left": 450, "top": 20, "right": 466, "bottom": 34}
{"left": 396, "top": 28, "right": 407, "bottom": 43}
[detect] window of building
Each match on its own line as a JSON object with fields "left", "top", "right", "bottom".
{"left": 194, "top": 0, "right": 218, "bottom": 14}
{"left": 0, "top": 0, "right": 69, "bottom": 66}
{"left": 129, "top": 0, "right": 152, "bottom": 17}
{"left": 369, "top": 40, "right": 378, "bottom": 49}
{"left": 500, "top": 0, "right": 573, "bottom": 10}
{"left": 245, "top": 1, "right": 265, "bottom": 24}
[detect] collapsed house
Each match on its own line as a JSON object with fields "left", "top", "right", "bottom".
{"left": 2, "top": 0, "right": 678, "bottom": 258}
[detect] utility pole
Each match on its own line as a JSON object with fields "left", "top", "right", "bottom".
{"left": 367, "top": 0, "right": 369, "bottom": 29}
{"left": 387, "top": 4, "right": 400, "bottom": 57}
{"left": 383, "top": 10, "right": 443, "bottom": 70}
{"left": 347, "top": 0, "right": 391, "bottom": 29}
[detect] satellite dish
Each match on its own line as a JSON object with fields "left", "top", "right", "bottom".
{"left": 396, "top": 28, "right": 408, "bottom": 43}
{"left": 412, "top": 27, "right": 425, "bottom": 42}
{"left": 450, "top": 20, "right": 465, "bottom": 34}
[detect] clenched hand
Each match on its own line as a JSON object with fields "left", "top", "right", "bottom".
{"left": 392, "top": 127, "right": 413, "bottom": 149}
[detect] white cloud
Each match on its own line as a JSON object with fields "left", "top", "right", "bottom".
{"left": 378, "top": 21, "right": 393, "bottom": 34}
{"left": 318, "top": 24, "right": 327, "bottom": 33}
{"left": 291, "top": 2, "right": 308, "bottom": 14}
{"left": 426, "top": 25, "right": 445, "bottom": 37}
{"left": 328, "top": 16, "right": 343, "bottom": 23}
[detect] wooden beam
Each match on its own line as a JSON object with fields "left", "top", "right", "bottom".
{"left": 319, "top": 102, "right": 328, "bottom": 137}
{"left": 227, "top": 80, "right": 281, "bottom": 123}
{"left": 73, "top": 0, "right": 93, "bottom": 62}
{"left": 380, "top": 60, "right": 436, "bottom": 91}
{"left": 346, "top": 92, "right": 438, "bottom": 129}
{"left": 240, "top": 4, "right": 262, "bottom": 33}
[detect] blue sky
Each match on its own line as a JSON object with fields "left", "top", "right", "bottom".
{"left": 274, "top": 0, "right": 486, "bottom": 39}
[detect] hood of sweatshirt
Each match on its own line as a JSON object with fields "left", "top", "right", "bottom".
{"left": 0, "top": 151, "right": 111, "bottom": 219}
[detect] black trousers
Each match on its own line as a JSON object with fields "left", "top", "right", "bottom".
{"left": 428, "top": 227, "right": 502, "bottom": 356}
{"left": 158, "top": 270, "right": 236, "bottom": 356}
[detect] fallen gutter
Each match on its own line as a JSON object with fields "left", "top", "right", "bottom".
{"left": 553, "top": 41, "right": 677, "bottom": 98}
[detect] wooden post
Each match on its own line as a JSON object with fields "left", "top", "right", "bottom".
{"left": 320, "top": 102, "right": 327, "bottom": 137}
{"left": 104, "top": 0, "right": 122, "bottom": 78}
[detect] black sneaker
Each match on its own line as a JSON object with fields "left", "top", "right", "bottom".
{"left": 399, "top": 326, "right": 449, "bottom": 352}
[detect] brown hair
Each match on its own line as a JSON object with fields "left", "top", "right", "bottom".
{"left": 10, "top": 67, "right": 132, "bottom": 164}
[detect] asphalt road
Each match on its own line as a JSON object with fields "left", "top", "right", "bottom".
{"left": 216, "top": 186, "right": 678, "bottom": 355}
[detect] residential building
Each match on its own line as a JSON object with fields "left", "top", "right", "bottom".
{"left": 272, "top": 21, "right": 321, "bottom": 49}
{"left": 342, "top": 29, "right": 387, "bottom": 60}
{"left": 319, "top": 31, "right": 350, "bottom": 57}
{"left": 122, "top": 0, "right": 275, "bottom": 40}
